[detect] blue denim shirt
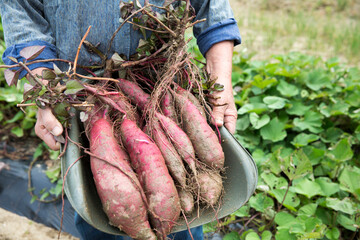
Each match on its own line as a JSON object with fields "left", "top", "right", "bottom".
{"left": 0, "top": 0, "right": 241, "bottom": 78}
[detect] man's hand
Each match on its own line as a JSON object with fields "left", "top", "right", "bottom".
{"left": 205, "top": 41, "right": 237, "bottom": 134}
{"left": 28, "top": 68, "right": 63, "bottom": 150}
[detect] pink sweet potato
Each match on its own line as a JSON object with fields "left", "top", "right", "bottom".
{"left": 151, "top": 120, "right": 187, "bottom": 188}
{"left": 160, "top": 90, "right": 179, "bottom": 124}
{"left": 89, "top": 117, "right": 156, "bottom": 240}
{"left": 116, "top": 79, "right": 151, "bottom": 111}
{"left": 172, "top": 91, "right": 225, "bottom": 169}
{"left": 197, "top": 170, "right": 223, "bottom": 206}
{"left": 155, "top": 112, "right": 197, "bottom": 176}
{"left": 173, "top": 84, "right": 206, "bottom": 118}
{"left": 177, "top": 188, "right": 195, "bottom": 215}
{"left": 120, "top": 118, "right": 181, "bottom": 239}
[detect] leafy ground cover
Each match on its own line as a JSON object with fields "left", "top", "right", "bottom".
{"left": 203, "top": 51, "right": 360, "bottom": 239}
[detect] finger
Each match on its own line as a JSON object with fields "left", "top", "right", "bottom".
{"left": 211, "top": 105, "right": 227, "bottom": 127}
{"left": 224, "top": 114, "right": 237, "bottom": 134}
{"left": 223, "top": 108, "right": 237, "bottom": 134}
{"left": 35, "top": 122, "right": 61, "bottom": 150}
{"left": 38, "top": 108, "right": 63, "bottom": 136}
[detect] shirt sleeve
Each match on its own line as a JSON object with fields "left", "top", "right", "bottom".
{"left": 190, "top": 0, "right": 241, "bottom": 56}
{"left": 0, "top": 0, "right": 56, "bottom": 78}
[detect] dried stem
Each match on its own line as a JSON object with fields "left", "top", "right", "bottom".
{"left": 143, "top": 9, "right": 176, "bottom": 37}
{"left": 72, "top": 26, "right": 92, "bottom": 77}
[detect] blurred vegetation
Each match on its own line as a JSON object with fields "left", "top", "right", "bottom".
{"left": 231, "top": 0, "right": 360, "bottom": 67}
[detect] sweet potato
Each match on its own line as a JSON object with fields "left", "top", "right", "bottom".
{"left": 197, "top": 170, "right": 223, "bottom": 206}
{"left": 89, "top": 117, "right": 156, "bottom": 240}
{"left": 155, "top": 112, "right": 197, "bottom": 176}
{"left": 172, "top": 91, "right": 225, "bottom": 169}
{"left": 177, "top": 188, "right": 195, "bottom": 215}
{"left": 160, "top": 90, "right": 179, "bottom": 124}
{"left": 116, "top": 78, "right": 150, "bottom": 111}
{"left": 150, "top": 120, "right": 187, "bottom": 188}
{"left": 173, "top": 84, "right": 206, "bottom": 118}
{"left": 120, "top": 118, "right": 181, "bottom": 239}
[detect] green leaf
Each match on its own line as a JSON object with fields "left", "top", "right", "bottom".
{"left": 315, "top": 177, "right": 340, "bottom": 197}
{"left": 11, "top": 126, "right": 24, "bottom": 137}
{"left": 249, "top": 113, "right": 270, "bottom": 129}
{"left": 261, "top": 172, "right": 288, "bottom": 189}
{"left": 320, "top": 127, "right": 343, "bottom": 143}
{"left": 305, "top": 69, "right": 332, "bottom": 91}
{"left": 53, "top": 102, "right": 71, "bottom": 118}
{"left": 244, "top": 232, "right": 260, "bottom": 240}
{"left": 303, "top": 146, "right": 325, "bottom": 166}
{"left": 274, "top": 211, "right": 296, "bottom": 229}
{"left": 293, "top": 111, "right": 323, "bottom": 133}
{"left": 286, "top": 100, "right": 312, "bottom": 116}
{"left": 248, "top": 192, "right": 274, "bottom": 212}
{"left": 327, "top": 138, "right": 353, "bottom": 162}
{"left": 325, "top": 228, "right": 340, "bottom": 240}
{"left": 64, "top": 80, "right": 84, "bottom": 95}
{"left": 325, "top": 197, "right": 359, "bottom": 215}
{"left": 203, "top": 221, "right": 217, "bottom": 233}
{"left": 336, "top": 213, "right": 358, "bottom": 231}
{"left": 236, "top": 115, "right": 250, "bottom": 131}
{"left": 232, "top": 205, "right": 250, "bottom": 217}
{"left": 260, "top": 117, "right": 287, "bottom": 142}
{"left": 33, "top": 143, "right": 44, "bottom": 161}
{"left": 237, "top": 103, "right": 268, "bottom": 115}
{"left": 291, "top": 133, "right": 319, "bottom": 147}
{"left": 319, "top": 102, "right": 350, "bottom": 117}
{"left": 40, "top": 192, "right": 50, "bottom": 201}
{"left": 270, "top": 189, "right": 300, "bottom": 211}
{"left": 277, "top": 79, "right": 299, "bottom": 97}
{"left": 5, "top": 111, "right": 24, "bottom": 123}
{"left": 30, "top": 195, "right": 38, "bottom": 204}
{"left": 263, "top": 96, "right": 288, "bottom": 109}
{"left": 338, "top": 166, "right": 360, "bottom": 199}
{"left": 290, "top": 178, "right": 324, "bottom": 198}
{"left": 298, "top": 203, "right": 318, "bottom": 217}
{"left": 279, "top": 149, "right": 313, "bottom": 181}
{"left": 261, "top": 231, "right": 272, "bottom": 240}
{"left": 251, "top": 74, "right": 277, "bottom": 89}
{"left": 275, "top": 229, "right": 297, "bottom": 240}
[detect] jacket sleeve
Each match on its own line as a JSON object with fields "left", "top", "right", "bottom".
{"left": 0, "top": 0, "right": 56, "bottom": 78}
{"left": 190, "top": 0, "right": 241, "bottom": 56}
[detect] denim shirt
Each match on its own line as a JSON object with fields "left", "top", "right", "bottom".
{"left": 0, "top": 0, "right": 241, "bottom": 78}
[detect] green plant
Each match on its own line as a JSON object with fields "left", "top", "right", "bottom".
{"left": 205, "top": 51, "right": 360, "bottom": 239}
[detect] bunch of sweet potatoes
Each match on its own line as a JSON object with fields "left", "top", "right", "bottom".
{"left": 83, "top": 78, "right": 225, "bottom": 240}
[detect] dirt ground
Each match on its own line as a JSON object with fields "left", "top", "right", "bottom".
{"left": 0, "top": 208, "right": 79, "bottom": 240}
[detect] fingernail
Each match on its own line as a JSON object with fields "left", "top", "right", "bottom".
{"left": 52, "top": 126, "right": 62, "bottom": 136}
{"left": 215, "top": 119, "right": 224, "bottom": 126}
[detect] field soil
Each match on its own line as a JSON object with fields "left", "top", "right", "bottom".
{"left": 0, "top": 208, "right": 78, "bottom": 240}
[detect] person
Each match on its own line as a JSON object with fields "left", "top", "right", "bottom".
{"left": 0, "top": 1, "right": 241, "bottom": 239}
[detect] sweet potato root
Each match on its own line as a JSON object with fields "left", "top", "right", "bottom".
{"left": 89, "top": 117, "right": 156, "bottom": 240}
{"left": 120, "top": 118, "right": 181, "bottom": 239}
{"left": 172, "top": 91, "right": 225, "bottom": 169}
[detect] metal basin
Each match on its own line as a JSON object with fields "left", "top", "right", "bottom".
{"left": 61, "top": 112, "right": 257, "bottom": 235}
